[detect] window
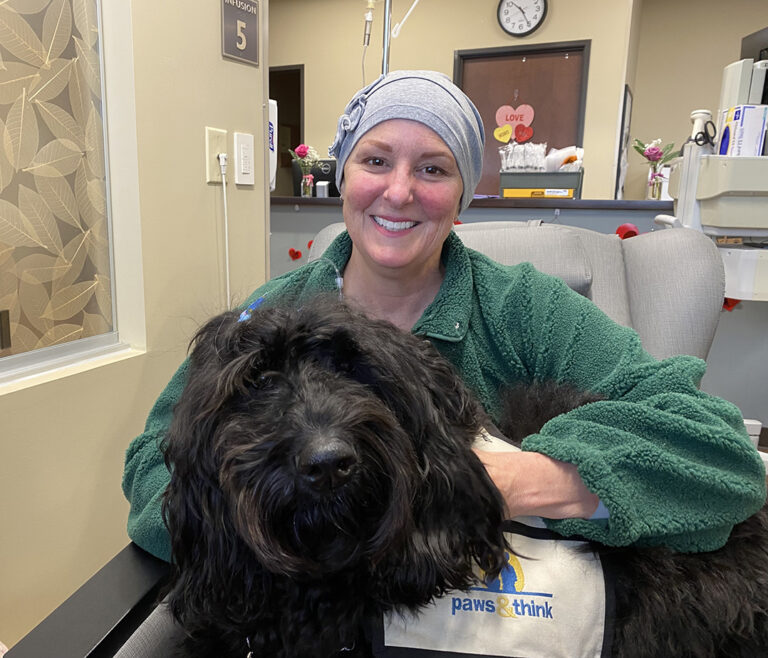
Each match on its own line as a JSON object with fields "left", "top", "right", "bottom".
{"left": 0, "top": 0, "right": 114, "bottom": 370}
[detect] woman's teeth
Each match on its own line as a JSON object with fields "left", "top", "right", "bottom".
{"left": 373, "top": 216, "right": 416, "bottom": 231}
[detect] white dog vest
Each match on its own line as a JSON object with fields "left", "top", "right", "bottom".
{"left": 371, "top": 432, "right": 612, "bottom": 658}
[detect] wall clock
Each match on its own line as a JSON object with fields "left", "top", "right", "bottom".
{"left": 497, "top": 0, "right": 548, "bottom": 37}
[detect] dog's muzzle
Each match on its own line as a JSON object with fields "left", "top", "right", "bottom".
{"left": 296, "top": 435, "right": 359, "bottom": 492}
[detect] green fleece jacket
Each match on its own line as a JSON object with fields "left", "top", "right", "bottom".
{"left": 122, "top": 231, "right": 766, "bottom": 562}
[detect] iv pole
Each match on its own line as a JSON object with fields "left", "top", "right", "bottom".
{"left": 381, "top": 0, "right": 392, "bottom": 74}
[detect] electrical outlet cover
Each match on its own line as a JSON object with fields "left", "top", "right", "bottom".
{"left": 205, "top": 126, "right": 228, "bottom": 183}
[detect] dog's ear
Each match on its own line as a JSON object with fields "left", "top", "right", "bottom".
{"left": 373, "top": 446, "right": 508, "bottom": 606}
{"left": 162, "top": 308, "right": 282, "bottom": 631}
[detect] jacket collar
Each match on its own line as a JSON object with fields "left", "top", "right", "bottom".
{"left": 314, "top": 230, "right": 472, "bottom": 343}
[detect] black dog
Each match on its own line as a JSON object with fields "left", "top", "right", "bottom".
{"left": 162, "top": 299, "right": 509, "bottom": 656}
{"left": 163, "top": 299, "right": 768, "bottom": 658}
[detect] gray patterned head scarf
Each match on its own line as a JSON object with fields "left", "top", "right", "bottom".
{"left": 329, "top": 70, "right": 485, "bottom": 213}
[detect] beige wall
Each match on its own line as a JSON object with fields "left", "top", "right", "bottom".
{"left": 0, "top": 0, "right": 269, "bottom": 646}
{"left": 270, "top": 0, "right": 636, "bottom": 199}
{"left": 270, "top": 0, "right": 768, "bottom": 201}
{"left": 625, "top": 0, "right": 768, "bottom": 199}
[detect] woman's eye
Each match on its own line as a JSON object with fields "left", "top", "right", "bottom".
{"left": 365, "top": 157, "right": 385, "bottom": 167}
{"left": 423, "top": 165, "right": 444, "bottom": 176}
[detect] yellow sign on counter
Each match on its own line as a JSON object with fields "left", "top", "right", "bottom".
{"left": 502, "top": 188, "right": 575, "bottom": 198}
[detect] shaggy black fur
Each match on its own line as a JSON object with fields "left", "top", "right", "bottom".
{"left": 162, "top": 299, "right": 768, "bottom": 658}
{"left": 162, "top": 299, "right": 508, "bottom": 657}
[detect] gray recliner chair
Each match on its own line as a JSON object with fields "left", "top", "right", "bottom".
{"left": 7, "top": 221, "right": 726, "bottom": 657}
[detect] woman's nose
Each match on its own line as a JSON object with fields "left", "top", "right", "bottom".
{"left": 382, "top": 166, "right": 414, "bottom": 207}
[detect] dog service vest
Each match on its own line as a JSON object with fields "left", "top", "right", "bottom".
{"left": 370, "top": 434, "right": 612, "bottom": 658}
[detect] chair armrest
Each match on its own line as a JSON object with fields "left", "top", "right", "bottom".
{"left": 7, "top": 543, "right": 169, "bottom": 658}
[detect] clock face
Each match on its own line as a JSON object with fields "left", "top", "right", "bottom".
{"left": 497, "top": 0, "right": 548, "bottom": 37}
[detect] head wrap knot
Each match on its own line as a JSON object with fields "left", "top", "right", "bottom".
{"left": 328, "top": 75, "right": 383, "bottom": 157}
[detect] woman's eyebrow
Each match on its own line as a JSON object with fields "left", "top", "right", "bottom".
{"left": 357, "top": 138, "right": 393, "bottom": 152}
{"left": 357, "top": 139, "right": 453, "bottom": 161}
{"left": 420, "top": 150, "right": 454, "bottom": 161}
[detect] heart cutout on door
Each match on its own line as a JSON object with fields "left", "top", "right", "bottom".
{"left": 515, "top": 124, "right": 534, "bottom": 143}
{"left": 495, "top": 104, "right": 535, "bottom": 129}
{"left": 493, "top": 124, "right": 514, "bottom": 143}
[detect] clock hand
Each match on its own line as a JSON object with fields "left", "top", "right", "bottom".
{"left": 511, "top": 1, "right": 529, "bottom": 21}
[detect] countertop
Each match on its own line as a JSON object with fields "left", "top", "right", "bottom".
{"left": 270, "top": 196, "right": 674, "bottom": 212}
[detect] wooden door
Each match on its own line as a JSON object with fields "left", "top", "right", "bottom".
{"left": 455, "top": 42, "right": 590, "bottom": 196}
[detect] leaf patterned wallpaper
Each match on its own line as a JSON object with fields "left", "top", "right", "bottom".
{"left": 0, "top": 0, "right": 112, "bottom": 359}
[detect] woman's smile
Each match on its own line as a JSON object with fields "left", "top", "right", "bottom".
{"left": 371, "top": 215, "right": 418, "bottom": 232}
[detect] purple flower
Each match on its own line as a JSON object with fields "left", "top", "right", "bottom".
{"left": 644, "top": 146, "right": 664, "bottom": 162}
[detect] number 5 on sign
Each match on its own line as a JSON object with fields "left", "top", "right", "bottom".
{"left": 222, "top": 0, "right": 259, "bottom": 66}
{"left": 236, "top": 20, "right": 247, "bottom": 50}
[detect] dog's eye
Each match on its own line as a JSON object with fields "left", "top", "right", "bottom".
{"left": 255, "top": 370, "right": 284, "bottom": 389}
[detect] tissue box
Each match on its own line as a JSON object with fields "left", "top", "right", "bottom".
{"left": 718, "top": 105, "right": 768, "bottom": 156}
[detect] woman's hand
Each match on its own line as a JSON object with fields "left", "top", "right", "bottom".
{"left": 473, "top": 449, "right": 600, "bottom": 520}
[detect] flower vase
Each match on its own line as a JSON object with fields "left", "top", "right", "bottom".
{"left": 647, "top": 167, "right": 662, "bottom": 200}
{"left": 301, "top": 174, "right": 314, "bottom": 198}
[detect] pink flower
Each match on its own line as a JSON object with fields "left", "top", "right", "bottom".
{"left": 294, "top": 144, "right": 309, "bottom": 158}
{"left": 643, "top": 146, "right": 664, "bottom": 162}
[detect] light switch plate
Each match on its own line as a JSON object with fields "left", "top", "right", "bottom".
{"left": 234, "top": 131, "right": 255, "bottom": 185}
{"left": 205, "top": 126, "right": 228, "bottom": 183}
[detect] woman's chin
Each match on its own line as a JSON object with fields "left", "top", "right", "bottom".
{"left": 366, "top": 249, "right": 418, "bottom": 271}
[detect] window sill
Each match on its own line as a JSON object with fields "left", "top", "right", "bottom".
{"left": 0, "top": 342, "right": 145, "bottom": 395}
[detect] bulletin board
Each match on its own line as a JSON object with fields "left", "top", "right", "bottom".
{"left": 454, "top": 41, "right": 590, "bottom": 196}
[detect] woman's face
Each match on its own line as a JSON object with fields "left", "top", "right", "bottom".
{"left": 341, "top": 119, "right": 463, "bottom": 277}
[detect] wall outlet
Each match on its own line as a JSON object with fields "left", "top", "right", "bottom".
{"left": 205, "top": 126, "right": 228, "bottom": 183}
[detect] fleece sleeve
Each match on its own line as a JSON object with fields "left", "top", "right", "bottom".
{"left": 122, "top": 360, "right": 189, "bottom": 562}
{"left": 120, "top": 275, "right": 301, "bottom": 562}
{"left": 509, "top": 266, "right": 766, "bottom": 552}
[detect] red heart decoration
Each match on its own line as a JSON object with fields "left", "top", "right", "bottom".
{"left": 515, "top": 124, "right": 534, "bottom": 143}
{"left": 307, "top": 240, "right": 313, "bottom": 250}
{"left": 288, "top": 248, "right": 302, "bottom": 261}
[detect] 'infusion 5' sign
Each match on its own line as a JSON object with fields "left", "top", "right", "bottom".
{"left": 222, "top": 0, "right": 259, "bottom": 67}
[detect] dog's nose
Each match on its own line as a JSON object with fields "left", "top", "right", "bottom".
{"left": 297, "top": 437, "right": 358, "bottom": 491}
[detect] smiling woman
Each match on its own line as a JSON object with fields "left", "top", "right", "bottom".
{"left": 327, "top": 70, "right": 484, "bottom": 329}
{"left": 340, "top": 119, "right": 464, "bottom": 328}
